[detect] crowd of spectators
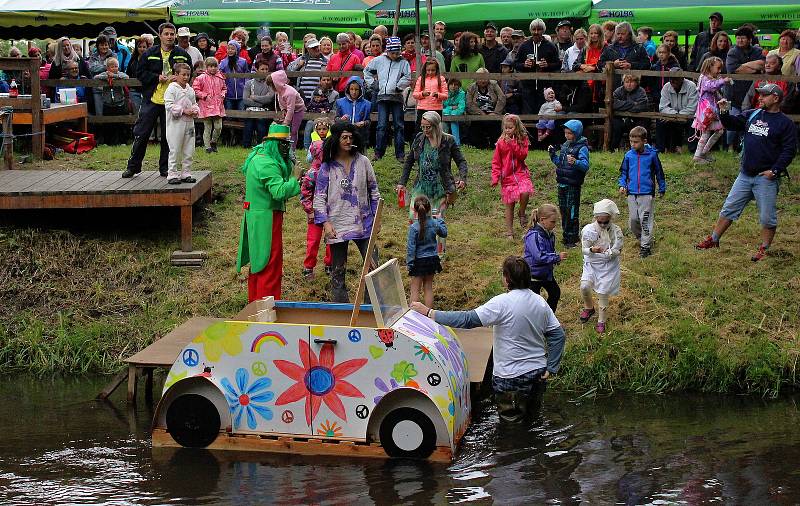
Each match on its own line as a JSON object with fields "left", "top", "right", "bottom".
{"left": 2, "top": 12, "right": 799, "bottom": 153}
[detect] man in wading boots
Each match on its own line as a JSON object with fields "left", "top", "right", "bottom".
{"left": 237, "top": 124, "right": 301, "bottom": 301}
{"left": 410, "top": 256, "right": 565, "bottom": 422}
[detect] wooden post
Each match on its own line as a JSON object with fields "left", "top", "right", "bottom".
{"left": 392, "top": 0, "right": 402, "bottom": 37}
{"left": 350, "top": 198, "right": 384, "bottom": 326}
{"left": 414, "top": 0, "right": 423, "bottom": 76}
{"left": 127, "top": 365, "right": 138, "bottom": 404}
{"left": 29, "top": 57, "right": 42, "bottom": 160}
{"left": 1, "top": 108, "right": 12, "bottom": 170}
{"left": 426, "top": 0, "right": 435, "bottom": 58}
{"left": 602, "top": 62, "right": 615, "bottom": 151}
{"left": 180, "top": 205, "right": 193, "bottom": 252}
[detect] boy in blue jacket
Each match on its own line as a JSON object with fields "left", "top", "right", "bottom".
{"left": 618, "top": 126, "right": 666, "bottom": 258}
{"left": 549, "top": 119, "right": 590, "bottom": 248}
{"left": 335, "top": 76, "right": 371, "bottom": 148}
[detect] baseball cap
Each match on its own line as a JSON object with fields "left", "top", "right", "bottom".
{"left": 756, "top": 82, "right": 784, "bottom": 99}
{"left": 511, "top": 29, "right": 525, "bottom": 38}
{"left": 101, "top": 26, "right": 117, "bottom": 39}
{"left": 709, "top": 12, "right": 723, "bottom": 23}
{"left": 557, "top": 20, "right": 572, "bottom": 28}
{"left": 177, "top": 27, "right": 194, "bottom": 37}
{"left": 386, "top": 36, "right": 401, "bottom": 52}
{"left": 485, "top": 22, "right": 498, "bottom": 31}
{"left": 306, "top": 38, "right": 320, "bottom": 48}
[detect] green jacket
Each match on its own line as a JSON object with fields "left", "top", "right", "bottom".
{"left": 236, "top": 142, "right": 300, "bottom": 274}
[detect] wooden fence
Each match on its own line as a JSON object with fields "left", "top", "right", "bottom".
{"left": 27, "top": 63, "right": 800, "bottom": 151}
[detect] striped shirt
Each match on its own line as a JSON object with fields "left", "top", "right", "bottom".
{"left": 287, "top": 54, "right": 329, "bottom": 102}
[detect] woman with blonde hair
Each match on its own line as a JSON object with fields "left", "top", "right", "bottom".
{"left": 215, "top": 26, "right": 252, "bottom": 65}
{"left": 524, "top": 204, "right": 567, "bottom": 312}
{"left": 48, "top": 36, "right": 90, "bottom": 80}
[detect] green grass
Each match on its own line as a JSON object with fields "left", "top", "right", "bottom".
{"left": 1, "top": 142, "right": 798, "bottom": 396}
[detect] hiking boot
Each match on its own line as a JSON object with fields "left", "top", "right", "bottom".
{"left": 564, "top": 242, "right": 578, "bottom": 249}
{"left": 122, "top": 167, "right": 142, "bottom": 179}
{"left": 702, "top": 153, "right": 716, "bottom": 162}
{"left": 302, "top": 268, "right": 314, "bottom": 279}
{"left": 168, "top": 178, "right": 182, "bottom": 185}
{"left": 579, "top": 308, "right": 595, "bottom": 323}
{"left": 205, "top": 147, "right": 213, "bottom": 153}
{"left": 692, "top": 156, "right": 711, "bottom": 165}
{"left": 639, "top": 246, "right": 652, "bottom": 258}
{"left": 595, "top": 322, "right": 606, "bottom": 333}
{"left": 695, "top": 235, "right": 719, "bottom": 250}
{"left": 182, "top": 176, "right": 196, "bottom": 183}
{"left": 211, "top": 142, "right": 218, "bottom": 152}
{"left": 751, "top": 245, "right": 768, "bottom": 262}
{"left": 396, "top": 155, "right": 406, "bottom": 163}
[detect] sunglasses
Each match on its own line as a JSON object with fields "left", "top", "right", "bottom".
{"left": 597, "top": 219, "right": 610, "bottom": 225}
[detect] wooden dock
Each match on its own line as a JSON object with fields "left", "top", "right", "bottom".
{"left": 0, "top": 170, "right": 212, "bottom": 251}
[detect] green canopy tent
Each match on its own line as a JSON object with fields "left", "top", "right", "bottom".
{"left": 589, "top": 0, "right": 800, "bottom": 34}
{"left": 365, "top": 0, "right": 591, "bottom": 30}
{"left": 171, "top": 0, "right": 372, "bottom": 35}
{"left": 0, "top": 0, "right": 173, "bottom": 39}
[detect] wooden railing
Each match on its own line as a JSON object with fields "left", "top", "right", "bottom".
{"left": 31, "top": 64, "right": 800, "bottom": 151}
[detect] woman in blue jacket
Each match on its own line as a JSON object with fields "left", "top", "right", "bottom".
{"left": 335, "top": 76, "right": 371, "bottom": 147}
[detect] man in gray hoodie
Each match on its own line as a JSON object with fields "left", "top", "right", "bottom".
{"left": 364, "top": 36, "right": 412, "bottom": 161}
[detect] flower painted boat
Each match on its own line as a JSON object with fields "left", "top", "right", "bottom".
{"left": 151, "top": 260, "right": 483, "bottom": 461}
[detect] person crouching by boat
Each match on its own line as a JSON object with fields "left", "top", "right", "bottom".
{"left": 410, "top": 256, "right": 565, "bottom": 422}
{"left": 237, "top": 124, "right": 301, "bottom": 301}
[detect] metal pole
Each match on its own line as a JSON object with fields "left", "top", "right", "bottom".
{"left": 426, "top": 0, "right": 434, "bottom": 62}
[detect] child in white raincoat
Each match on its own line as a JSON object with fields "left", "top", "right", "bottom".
{"left": 579, "top": 199, "right": 624, "bottom": 334}
{"left": 164, "top": 63, "right": 199, "bottom": 184}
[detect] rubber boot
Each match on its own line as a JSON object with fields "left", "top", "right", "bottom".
{"left": 494, "top": 391, "right": 530, "bottom": 423}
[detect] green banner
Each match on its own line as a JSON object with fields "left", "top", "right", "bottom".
{"left": 366, "top": 0, "right": 590, "bottom": 27}
{"left": 172, "top": 0, "right": 370, "bottom": 26}
{"left": 0, "top": 8, "right": 169, "bottom": 28}
{"left": 589, "top": 0, "right": 800, "bottom": 32}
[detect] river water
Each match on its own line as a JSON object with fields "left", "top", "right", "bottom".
{"left": 1, "top": 376, "right": 798, "bottom": 505}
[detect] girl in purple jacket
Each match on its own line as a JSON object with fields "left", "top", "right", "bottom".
{"left": 523, "top": 204, "right": 567, "bottom": 312}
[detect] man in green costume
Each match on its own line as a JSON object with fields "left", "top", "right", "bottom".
{"left": 237, "top": 123, "right": 301, "bottom": 301}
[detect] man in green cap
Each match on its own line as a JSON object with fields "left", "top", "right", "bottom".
{"left": 237, "top": 123, "right": 301, "bottom": 301}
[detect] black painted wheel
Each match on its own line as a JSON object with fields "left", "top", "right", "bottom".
{"left": 379, "top": 407, "right": 437, "bottom": 459}
{"left": 165, "top": 394, "right": 220, "bottom": 448}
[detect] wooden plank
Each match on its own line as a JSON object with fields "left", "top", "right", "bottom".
{"left": 0, "top": 171, "right": 55, "bottom": 193}
{"left": 96, "top": 370, "right": 128, "bottom": 400}
{"left": 63, "top": 170, "right": 107, "bottom": 191}
{"left": 457, "top": 327, "right": 494, "bottom": 384}
{"left": 124, "top": 171, "right": 162, "bottom": 192}
{"left": 22, "top": 171, "right": 72, "bottom": 193}
{"left": 151, "top": 428, "right": 453, "bottom": 462}
{"left": 41, "top": 103, "right": 88, "bottom": 125}
{"left": 0, "top": 191, "right": 192, "bottom": 209}
{"left": 15, "top": 171, "right": 62, "bottom": 193}
{"left": 70, "top": 171, "right": 123, "bottom": 192}
{"left": 36, "top": 171, "right": 96, "bottom": 193}
{"left": 104, "top": 172, "right": 145, "bottom": 192}
{"left": 126, "top": 317, "right": 222, "bottom": 367}
{"left": 127, "top": 365, "right": 137, "bottom": 404}
{"left": 180, "top": 206, "right": 193, "bottom": 252}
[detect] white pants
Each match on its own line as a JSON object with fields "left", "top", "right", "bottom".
{"left": 166, "top": 119, "right": 194, "bottom": 180}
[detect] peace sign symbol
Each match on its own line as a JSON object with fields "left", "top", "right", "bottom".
{"left": 282, "top": 410, "right": 294, "bottom": 423}
{"left": 427, "top": 373, "right": 441, "bottom": 386}
{"left": 355, "top": 404, "right": 370, "bottom": 419}
{"left": 251, "top": 361, "right": 268, "bottom": 376}
{"left": 182, "top": 348, "right": 199, "bottom": 367}
{"left": 348, "top": 329, "right": 362, "bottom": 343}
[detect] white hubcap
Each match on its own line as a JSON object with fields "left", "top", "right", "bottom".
{"left": 392, "top": 420, "right": 424, "bottom": 451}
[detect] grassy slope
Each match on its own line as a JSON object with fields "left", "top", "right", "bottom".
{"left": 0, "top": 143, "right": 798, "bottom": 395}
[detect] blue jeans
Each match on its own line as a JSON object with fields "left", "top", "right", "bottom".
{"left": 225, "top": 98, "right": 244, "bottom": 111}
{"left": 375, "top": 100, "right": 404, "bottom": 158}
{"left": 303, "top": 119, "right": 316, "bottom": 149}
{"left": 720, "top": 171, "right": 779, "bottom": 228}
{"left": 243, "top": 118, "right": 268, "bottom": 148}
{"left": 443, "top": 120, "right": 460, "bottom": 145}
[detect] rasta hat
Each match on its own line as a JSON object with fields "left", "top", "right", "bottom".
{"left": 266, "top": 123, "right": 291, "bottom": 142}
{"left": 386, "top": 36, "right": 401, "bottom": 52}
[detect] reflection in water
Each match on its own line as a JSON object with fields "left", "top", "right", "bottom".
{"left": 0, "top": 376, "right": 798, "bottom": 504}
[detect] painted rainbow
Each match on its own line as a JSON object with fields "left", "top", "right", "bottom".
{"left": 251, "top": 331, "right": 287, "bottom": 352}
